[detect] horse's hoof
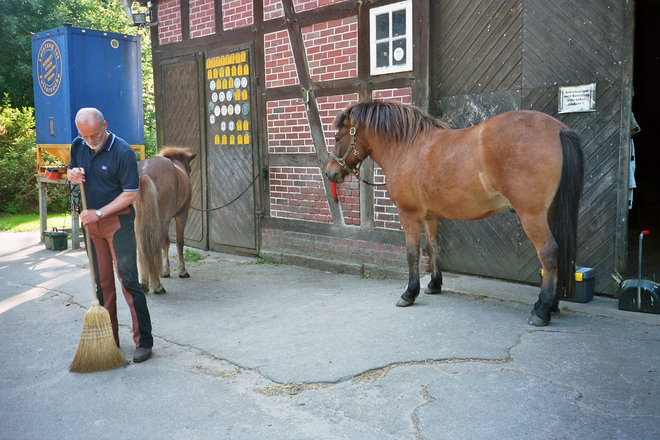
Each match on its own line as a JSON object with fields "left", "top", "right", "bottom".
{"left": 396, "top": 298, "right": 414, "bottom": 307}
{"left": 528, "top": 314, "right": 549, "bottom": 326}
{"left": 424, "top": 286, "right": 442, "bottom": 295}
{"left": 179, "top": 272, "right": 190, "bottom": 279}
{"left": 154, "top": 287, "right": 167, "bottom": 294}
{"left": 140, "top": 284, "right": 149, "bottom": 294}
{"left": 162, "top": 273, "right": 171, "bottom": 279}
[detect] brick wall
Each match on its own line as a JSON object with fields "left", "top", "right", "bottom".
{"left": 264, "top": 0, "right": 284, "bottom": 20}
{"left": 190, "top": 0, "right": 216, "bottom": 38}
{"left": 158, "top": 0, "right": 182, "bottom": 44}
{"left": 264, "top": 0, "right": 345, "bottom": 20}
{"left": 269, "top": 166, "right": 332, "bottom": 222}
{"left": 318, "top": 94, "right": 360, "bottom": 226}
{"left": 264, "top": 30, "right": 299, "bottom": 88}
{"left": 302, "top": 17, "right": 358, "bottom": 82}
{"left": 261, "top": 229, "right": 408, "bottom": 269}
{"left": 266, "top": 94, "right": 361, "bottom": 226}
{"left": 222, "top": 0, "right": 253, "bottom": 30}
{"left": 267, "top": 99, "right": 314, "bottom": 155}
{"left": 371, "top": 88, "right": 412, "bottom": 231}
{"left": 157, "top": 1, "right": 420, "bottom": 273}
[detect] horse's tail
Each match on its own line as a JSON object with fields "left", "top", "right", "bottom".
{"left": 134, "top": 174, "right": 162, "bottom": 283}
{"left": 554, "top": 129, "right": 585, "bottom": 299}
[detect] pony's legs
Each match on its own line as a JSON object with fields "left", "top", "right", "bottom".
{"left": 161, "top": 233, "right": 171, "bottom": 278}
{"left": 396, "top": 214, "right": 422, "bottom": 307}
{"left": 174, "top": 213, "right": 189, "bottom": 278}
{"left": 423, "top": 218, "right": 443, "bottom": 294}
{"left": 137, "top": 251, "right": 149, "bottom": 293}
{"left": 518, "top": 212, "right": 559, "bottom": 326}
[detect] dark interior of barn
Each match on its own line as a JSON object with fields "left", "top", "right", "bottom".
{"left": 628, "top": 0, "right": 660, "bottom": 281}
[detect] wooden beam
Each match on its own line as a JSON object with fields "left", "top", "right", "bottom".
{"left": 280, "top": 0, "right": 344, "bottom": 224}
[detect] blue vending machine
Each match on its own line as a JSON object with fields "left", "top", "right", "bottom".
{"left": 31, "top": 23, "right": 144, "bottom": 173}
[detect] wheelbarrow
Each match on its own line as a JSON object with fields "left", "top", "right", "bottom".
{"left": 618, "top": 230, "right": 660, "bottom": 314}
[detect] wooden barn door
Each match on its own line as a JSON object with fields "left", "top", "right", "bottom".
{"left": 205, "top": 47, "right": 258, "bottom": 254}
{"left": 430, "top": 0, "right": 629, "bottom": 295}
{"left": 159, "top": 53, "right": 206, "bottom": 249}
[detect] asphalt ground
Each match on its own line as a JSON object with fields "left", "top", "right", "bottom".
{"left": 1, "top": 231, "right": 659, "bottom": 440}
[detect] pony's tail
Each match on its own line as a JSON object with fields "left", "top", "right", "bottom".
{"left": 554, "top": 129, "right": 585, "bottom": 300}
{"left": 134, "top": 175, "right": 162, "bottom": 285}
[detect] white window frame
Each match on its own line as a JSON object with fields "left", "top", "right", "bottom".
{"left": 369, "top": 0, "right": 413, "bottom": 76}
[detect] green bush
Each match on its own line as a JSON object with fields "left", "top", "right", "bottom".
{"left": 0, "top": 99, "right": 70, "bottom": 214}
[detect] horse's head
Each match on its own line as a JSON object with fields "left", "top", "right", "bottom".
{"left": 159, "top": 147, "right": 197, "bottom": 175}
{"left": 325, "top": 108, "right": 368, "bottom": 184}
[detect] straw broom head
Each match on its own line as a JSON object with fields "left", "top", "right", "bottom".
{"left": 69, "top": 299, "right": 125, "bottom": 373}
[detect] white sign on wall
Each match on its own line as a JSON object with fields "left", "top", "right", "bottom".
{"left": 558, "top": 83, "right": 597, "bottom": 114}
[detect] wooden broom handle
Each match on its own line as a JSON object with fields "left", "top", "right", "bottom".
{"left": 79, "top": 184, "right": 100, "bottom": 303}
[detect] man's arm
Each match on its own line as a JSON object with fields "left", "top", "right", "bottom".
{"left": 79, "top": 190, "right": 138, "bottom": 226}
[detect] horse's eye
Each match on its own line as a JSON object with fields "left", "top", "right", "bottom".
{"left": 335, "top": 136, "right": 340, "bottom": 144}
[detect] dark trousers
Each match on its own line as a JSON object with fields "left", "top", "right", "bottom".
{"left": 86, "top": 205, "right": 153, "bottom": 349}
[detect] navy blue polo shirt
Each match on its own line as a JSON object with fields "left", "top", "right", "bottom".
{"left": 68, "top": 131, "right": 139, "bottom": 209}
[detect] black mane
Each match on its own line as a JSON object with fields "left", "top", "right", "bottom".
{"left": 333, "top": 101, "right": 448, "bottom": 145}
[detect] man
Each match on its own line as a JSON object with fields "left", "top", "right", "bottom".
{"left": 68, "top": 107, "right": 153, "bottom": 363}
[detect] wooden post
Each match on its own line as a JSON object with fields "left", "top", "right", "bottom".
{"left": 38, "top": 179, "right": 47, "bottom": 242}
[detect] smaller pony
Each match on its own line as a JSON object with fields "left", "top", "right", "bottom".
{"left": 135, "top": 147, "right": 196, "bottom": 294}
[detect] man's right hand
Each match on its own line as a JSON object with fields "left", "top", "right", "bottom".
{"left": 67, "top": 167, "right": 85, "bottom": 185}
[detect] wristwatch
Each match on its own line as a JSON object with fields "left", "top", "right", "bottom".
{"left": 95, "top": 209, "right": 103, "bottom": 219}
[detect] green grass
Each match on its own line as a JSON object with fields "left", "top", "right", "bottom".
{"left": 183, "top": 248, "right": 203, "bottom": 262}
{"left": 0, "top": 213, "right": 73, "bottom": 232}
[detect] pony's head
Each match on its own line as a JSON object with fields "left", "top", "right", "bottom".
{"left": 325, "top": 105, "right": 368, "bottom": 184}
{"left": 158, "top": 146, "right": 197, "bottom": 174}
{"left": 326, "top": 101, "right": 447, "bottom": 184}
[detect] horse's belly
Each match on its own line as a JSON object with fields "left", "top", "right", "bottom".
{"left": 429, "top": 193, "right": 511, "bottom": 221}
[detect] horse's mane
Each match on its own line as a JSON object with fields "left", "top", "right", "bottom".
{"left": 333, "top": 101, "right": 449, "bottom": 145}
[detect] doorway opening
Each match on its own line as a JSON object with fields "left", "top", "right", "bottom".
{"left": 628, "top": 0, "right": 660, "bottom": 281}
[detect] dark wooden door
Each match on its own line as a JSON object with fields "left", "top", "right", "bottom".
{"left": 160, "top": 53, "right": 206, "bottom": 249}
{"left": 431, "top": 0, "right": 630, "bottom": 295}
{"left": 205, "top": 47, "right": 258, "bottom": 253}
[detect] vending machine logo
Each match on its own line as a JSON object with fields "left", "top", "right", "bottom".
{"left": 36, "top": 39, "right": 62, "bottom": 96}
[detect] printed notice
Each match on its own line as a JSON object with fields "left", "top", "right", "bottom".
{"left": 558, "top": 83, "right": 596, "bottom": 114}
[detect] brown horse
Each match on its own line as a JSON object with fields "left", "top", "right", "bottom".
{"left": 134, "top": 147, "right": 196, "bottom": 294}
{"left": 326, "top": 101, "right": 584, "bottom": 326}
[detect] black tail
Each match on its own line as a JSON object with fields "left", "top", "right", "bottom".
{"left": 554, "top": 129, "right": 584, "bottom": 300}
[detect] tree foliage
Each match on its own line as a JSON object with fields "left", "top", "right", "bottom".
{"left": 0, "top": 0, "right": 156, "bottom": 213}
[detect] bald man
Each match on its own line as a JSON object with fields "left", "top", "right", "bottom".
{"left": 68, "top": 108, "right": 153, "bottom": 363}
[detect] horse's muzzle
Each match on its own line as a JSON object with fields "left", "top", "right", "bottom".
{"left": 325, "top": 162, "right": 345, "bottom": 184}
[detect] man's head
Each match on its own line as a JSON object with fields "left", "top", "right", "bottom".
{"left": 75, "top": 108, "right": 108, "bottom": 151}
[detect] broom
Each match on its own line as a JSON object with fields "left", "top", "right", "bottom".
{"left": 70, "top": 183, "right": 125, "bottom": 373}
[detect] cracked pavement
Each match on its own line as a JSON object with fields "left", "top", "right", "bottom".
{"left": 1, "top": 231, "right": 659, "bottom": 439}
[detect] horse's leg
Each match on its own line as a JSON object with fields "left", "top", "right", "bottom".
{"left": 518, "top": 212, "right": 559, "bottom": 326}
{"left": 423, "top": 218, "right": 443, "bottom": 294}
{"left": 175, "top": 213, "right": 189, "bottom": 278}
{"left": 161, "top": 233, "right": 171, "bottom": 278}
{"left": 137, "top": 252, "right": 150, "bottom": 293}
{"left": 396, "top": 215, "right": 422, "bottom": 307}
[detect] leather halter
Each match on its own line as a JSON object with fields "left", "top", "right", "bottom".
{"left": 328, "top": 126, "right": 377, "bottom": 186}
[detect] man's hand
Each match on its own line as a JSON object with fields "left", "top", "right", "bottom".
{"left": 68, "top": 167, "right": 85, "bottom": 185}
{"left": 79, "top": 209, "right": 100, "bottom": 227}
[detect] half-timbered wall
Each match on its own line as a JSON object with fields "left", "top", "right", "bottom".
{"left": 151, "top": 0, "right": 634, "bottom": 295}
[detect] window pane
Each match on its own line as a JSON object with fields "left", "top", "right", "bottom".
{"left": 392, "top": 38, "right": 407, "bottom": 66}
{"left": 376, "top": 42, "right": 389, "bottom": 68}
{"left": 376, "top": 14, "right": 390, "bottom": 40}
{"left": 392, "top": 9, "right": 406, "bottom": 37}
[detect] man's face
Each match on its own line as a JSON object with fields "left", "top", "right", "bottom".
{"left": 78, "top": 120, "right": 108, "bottom": 150}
